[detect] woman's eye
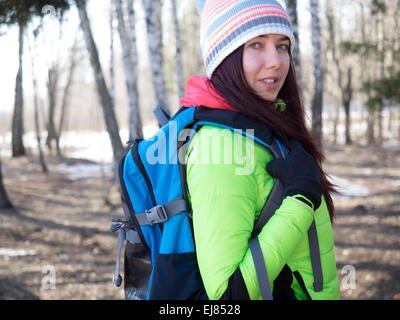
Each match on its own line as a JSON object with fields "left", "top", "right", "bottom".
{"left": 278, "top": 43, "right": 290, "bottom": 51}
{"left": 249, "top": 42, "right": 261, "bottom": 49}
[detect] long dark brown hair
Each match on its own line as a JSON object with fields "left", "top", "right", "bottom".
{"left": 209, "top": 45, "right": 337, "bottom": 222}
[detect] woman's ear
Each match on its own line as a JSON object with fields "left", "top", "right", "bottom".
{"left": 196, "top": 0, "right": 207, "bottom": 13}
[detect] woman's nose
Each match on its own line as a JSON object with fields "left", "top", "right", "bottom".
{"left": 263, "top": 47, "right": 281, "bottom": 70}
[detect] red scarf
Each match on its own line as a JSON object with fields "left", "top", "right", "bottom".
{"left": 179, "top": 76, "right": 238, "bottom": 112}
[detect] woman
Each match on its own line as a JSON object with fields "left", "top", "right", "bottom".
{"left": 179, "top": 0, "right": 340, "bottom": 300}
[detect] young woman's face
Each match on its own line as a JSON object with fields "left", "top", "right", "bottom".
{"left": 242, "top": 34, "right": 291, "bottom": 102}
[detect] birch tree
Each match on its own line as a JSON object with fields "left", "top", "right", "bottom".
{"left": 286, "top": 0, "right": 301, "bottom": 86}
{"left": 0, "top": 0, "right": 70, "bottom": 158}
{"left": 12, "top": 20, "right": 26, "bottom": 157}
{"left": 126, "top": 0, "right": 144, "bottom": 139}
{"left": 38, "top": 10, "right": 72, "bottom": 154}
{"left": 360, "top": 1, "right": 376, "bottom": 144}
{"left": 374, "top": 1, "right": 386, "bottom": 143}
{"left": 310, "top": 0, "right": 323, "bottom": 148}
{"left": 326, "top": 0, "right": 353, "bottom": 144}
{"left": 29, "top": 27, "right": 48, "bottom": 173}
{"left": 181, "top": 2, "right": 203, "bottom": 80}
{"left": 109, "top": 1, "right": 115, "bottom": 105}
{"left": 46, "top": 64, "right": 59, "bottom": 150}
{"left": 142, "top": 0, "right": 170, "bottom": 113}
{"left": 171, "top": 0, "right": 184, "bottom": 98}
{"left": 75, "top": 0, "right": 124, "bottom": 162}
{"left": 0, "top": 158, "right": 13, "bottom": 209}
{"left": 343, "top": 67, "right": 353, "bottom": 144}
{"left": 114, "top": 0, "right": 143, "bottom": 141}
{"left": 355, "top": 0, "right": 376, "bottom": 144}
{"left": 56, "top": 32, "right": 81, "bottom": 157}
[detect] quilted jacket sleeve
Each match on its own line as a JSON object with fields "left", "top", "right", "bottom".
{"left": 186, "top": 126, "right": 315, "bottom": 300}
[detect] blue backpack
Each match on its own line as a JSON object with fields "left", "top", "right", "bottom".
{"left": 110, "top": 106, "right": 323, "bottom": 300}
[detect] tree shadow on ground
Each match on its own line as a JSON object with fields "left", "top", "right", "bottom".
{"left": 0, "top": 277, "right": 40, "bottom": 300}
{"left": 2, "top": 207, "right": 112, "bottom": 238}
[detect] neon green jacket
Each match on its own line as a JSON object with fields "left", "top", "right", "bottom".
{"left": 186, "top": 125, "right": 340, "bottom": 300}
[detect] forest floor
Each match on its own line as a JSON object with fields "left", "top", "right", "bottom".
{"left": 0, "top": 141, "right": 399, "bottom": 300}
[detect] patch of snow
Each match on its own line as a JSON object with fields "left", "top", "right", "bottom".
{"left": 330, "top": 175, "right": 370, "bottom": 198}
{"left": 0, "top": 248, "right": 37, "bottom": 257}
{"left": 143, "top": 125, "right": 159, "bottom": 139}
{"left": 382, "top": 141, "right": 400, "bottom": 151}
{"left": 60, "top": 126, "right": 157, "bottom": 165}
{"left": 388, "top": 179, "right": 400, "bottom": 187}
{"left": 55, "top": 163, "right": 114, "bottom": 180}
{"left": 62, "top": 131, "right": 116, "bottom": 164}
{"left": 0, "top": 132, "right": 12, "bottom": 157}
{"left": 56, "top": 126, "right": 158, "bottom": 180}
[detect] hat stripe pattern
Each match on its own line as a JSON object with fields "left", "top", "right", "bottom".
{"left": 201, "top": 0, "right": 243, "bottom": 29}
{"left": 205, "top": 15, "right": 293, "bottom": 68}
{"left": 201, "top": 3, "right": 288, "bottom": 49}
{"left": 199, "top": 0, "right": 295, "bottom": 78}
{"left": 202, "top": 6, "right": 289, "bottom": 58}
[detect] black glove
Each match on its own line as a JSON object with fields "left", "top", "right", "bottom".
{"left": 266, "top": 139, "right": 323, "bottom": 210}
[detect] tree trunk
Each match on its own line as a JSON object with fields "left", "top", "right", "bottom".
{"left": 359, "top": 1, "right": 375, "bottom": 144}
{"left": 114, "top": 0, "right": 143, "bottom": 142}
{"left": 367, "top": 108, "right": 375, "bottom": 144}
{"left": 376, "top": 9, "right": 384, "bottom": 144}
{"left": 398, "top": 106, "right": 400, "bottom": 141}
{"left": 333, "top": 101, "right": 339, "bottom": 144}
{"left": 142, "top": 0, "right": 170, "bottom": 113}
{"left": 387, "top": 102, "right": 394, "bottom": 133}
{"left": 126, "top": 0, "right": 144, "bottom": 140}
{"left": 377, "top": 102, "right": 383, "bottom": 143}
{"left": 310, "top": 0, "right": 323, "bottom": 149}
{"left": 181, "top": 2, "right": 203, "bottom": 80}
{"left": 46, "top": 65, "right": 59, "bottom": 151}
{"left": 28, "top": 31, "right": 48, "bottom": 173}
{"left": 12, "top": 21, "right": 26, "bottom": 157}
{"left": 0, "top": 158, "right": 13, "bottom": 209}
{"left": 75, "top": 0, "right": 124, "bottom": 162}
{"left": 326, "top": 0, "right": 353, "bottom": 145}
{"left": 56, "top": 33, "right": 80, "bottom": 158}
{"left": 35, "top": 97, "right": 48, "bottom": 173}
{"left": 326, "top": 0, "right": 341, "bottom": 144}
{"left": 171, "top": 0, "right": 184, "bottom": 99}
{"left": 343, "top": 68, "right": 353, "bottom": 145}
{"left": 109, "top": 1, "right": 115, "bottom": 105}
{"left": 286, "top": 0, "right": 301, "bottom": 86}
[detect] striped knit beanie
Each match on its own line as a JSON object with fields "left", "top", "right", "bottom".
{"left": 197, "top": 0, "right": 295, "bottom": 79}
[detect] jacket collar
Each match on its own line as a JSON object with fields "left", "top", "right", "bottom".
{"left": 179, "top": 76, "right": 238, "bottom": 112}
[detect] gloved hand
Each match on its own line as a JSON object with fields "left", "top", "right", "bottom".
{"left": 266, "top": 139, "right": 323, "bottom": 210}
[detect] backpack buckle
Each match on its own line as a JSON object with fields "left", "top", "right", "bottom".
{"left": 145, "top": 205, "right": 168, "bottom": 225}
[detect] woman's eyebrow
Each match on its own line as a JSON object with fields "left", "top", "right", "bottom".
{"left": 259, "top": 35, "right": 290, "bottom": 42}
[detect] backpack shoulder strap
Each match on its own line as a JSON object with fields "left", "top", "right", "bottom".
{"left": 308, "top": 221, "right": 323, "bottom": 292}
{"left": 193, "top": 106, "right": 276, "bottom": 146}
{"left": 153, "top": 105, "right": 171, "bottom": 127}
{"left": 249, "top": 237, "right": 273, "bottom": 300}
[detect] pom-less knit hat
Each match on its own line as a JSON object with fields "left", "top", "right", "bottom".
{"left": 197, "top": 0, "right": 295, "bottom": 79}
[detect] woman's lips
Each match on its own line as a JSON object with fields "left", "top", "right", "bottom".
{"left": 259, "top": 77, "right": 279, "bottom": 90}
